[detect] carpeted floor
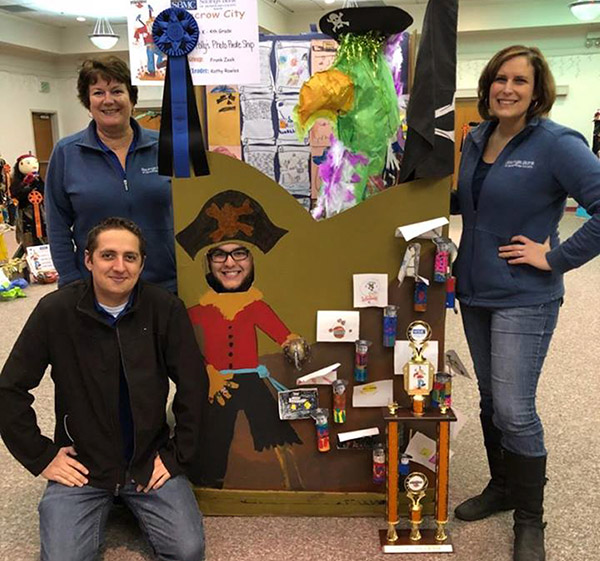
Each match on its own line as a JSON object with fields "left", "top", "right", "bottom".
{"left": 0, "top": 213, "right": 598, "bottom": 560}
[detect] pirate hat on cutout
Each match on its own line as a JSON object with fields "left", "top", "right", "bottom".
{"left": 319, "top": 7, "right": 413, "bottom": 41}
{"left": 176, "top": 190, "right": 288, "bottom": 259}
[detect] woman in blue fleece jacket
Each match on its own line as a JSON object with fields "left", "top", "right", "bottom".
{"left": 452, "top": 46, "right": 600, "bottom": 561}
{"left": 46, "top": 56, "right": 176, "bottom": 293}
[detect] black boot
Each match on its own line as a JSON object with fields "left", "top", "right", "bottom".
{"left": 506, "top": 451, "right": 547, "bottom": 561}
{"left": 455, "top": 415, "right": 515, "bottom": 521}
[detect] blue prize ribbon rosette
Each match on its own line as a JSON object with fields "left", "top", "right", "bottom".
{"left": 153, "top": 7, "right": 209, "bottom": 177}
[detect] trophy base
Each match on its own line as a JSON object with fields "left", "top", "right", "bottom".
{"left": 379, "top": 529, "right": 454, "bottom": 553}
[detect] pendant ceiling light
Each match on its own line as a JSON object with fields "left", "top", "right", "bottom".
{"left": 570, "top": 1, "right": 600, "bottom": 21}
{"left": 89, "top": 17, "right": 119, "bottom": 50}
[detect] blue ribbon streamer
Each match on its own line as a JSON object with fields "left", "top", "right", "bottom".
{"left": 153, "top": 8, "right": 209, "bottom": 178}
{"left": 169, "top": 56, "right": 190, "bottom": 177}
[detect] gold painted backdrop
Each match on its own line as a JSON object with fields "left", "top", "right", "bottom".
{"left": 174, "top": 153, "right": 450, "bottom": 509}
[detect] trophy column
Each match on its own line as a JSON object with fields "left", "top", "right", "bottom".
{"left": 386, "top": 403, "right": 400, "bottom": 542}
{"left": 435, "top": 419, "right": 451, "bottom": 541}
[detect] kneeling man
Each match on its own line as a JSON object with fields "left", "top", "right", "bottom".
{"left": 0, "top": 217, "right": 207, "bottom": 561}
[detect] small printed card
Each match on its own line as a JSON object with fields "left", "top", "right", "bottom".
{"left": 26, "top": 245, "right": 56, "bottom": 276}
{"left": 316, "top": 311, "right": 360, "bottom": 343}
{"left": 352, "top": 379, "right": 394, "bottom": 407}
{"left": 404, "top": 431, "right": 438, "bottom": 470}
{"left": 278, "top": 388, "right": 319, "bottom": 420}
{"left": 353, "top": 274, "right": 388, "bottom": 308}
{"left": 394, "top": 340, "right": 439, "bottom": 374}
{"left": 336, "top": 427, "right": 380, "bottom": 450}
{"left": 296, "top": 363, "right": 340, "bottom": 386}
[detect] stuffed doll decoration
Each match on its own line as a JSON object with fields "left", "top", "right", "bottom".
{"left": 0, "top": 155, "right": 7, "bottom": 220}
{"left": 0, "top": 156, "right": 17, "bottom": 226}
{"left": 11, "top": 153, "right": 47, "bottom": 248}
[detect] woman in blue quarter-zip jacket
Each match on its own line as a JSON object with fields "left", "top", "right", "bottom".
{"left": 46, "top": 56, "right": 176, "bottom": 293}
{"left": 452, "top": 46, "right": 600, "bottom": 561}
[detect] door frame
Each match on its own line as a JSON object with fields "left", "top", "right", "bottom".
{"left": 30, "top": 110, "right": 58, "bottom": 181}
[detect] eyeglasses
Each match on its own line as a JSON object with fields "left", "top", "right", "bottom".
{"left": 208, "top": 247, "right": 251, "bottom": 263}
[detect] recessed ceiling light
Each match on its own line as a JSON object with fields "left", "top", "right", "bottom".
{"left": 324, "top": 0, "right": 335, "bottom": 4}
{"left": 76, "top": 16, "right": 86, "bottom": 22}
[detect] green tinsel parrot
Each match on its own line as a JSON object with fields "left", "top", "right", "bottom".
{"left": 294, "top": 7, "right": 413, "bottom": 219}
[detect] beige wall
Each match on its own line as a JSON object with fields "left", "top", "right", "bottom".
{"left": 0, "top": 50, "right": 169, "bottom": 167}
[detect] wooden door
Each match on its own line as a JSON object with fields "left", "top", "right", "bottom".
{"left": 31, "top": 112, "right": 55, "bottom": 181}
{"left": 453, "top": 99, "right": 481, "bottom": 188}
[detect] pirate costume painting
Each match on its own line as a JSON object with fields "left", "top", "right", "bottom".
{"left": 177, "top": 191, "right": 303, "bottom": 489}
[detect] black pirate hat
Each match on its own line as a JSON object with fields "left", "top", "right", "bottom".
{"left": 176, "top": 190, "right": 288, "bottom": 259}
{"left": 319, "top": 7, "right": 413, "bottom": 41}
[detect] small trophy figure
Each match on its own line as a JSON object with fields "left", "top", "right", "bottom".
{"left": 399, "top": 453, "right": 412, "bottom": 477}
{"left": 413, "top": 278, "right": 428, "bottom": 312}
{"left": 332, "top": 379, "right": 348, "bottom": 423}
{"left": 403, "top": 321, "right": 435, "bottom": 415}
{"left": 354, "top": 339, "right": 372, "bottom": 382}
{"left": 383, "top": 305, "right": 399, "bottom": 347}
{"left": 372, "top": 443, "right": 386, "bottom": 484}
{"left": 405, "top": 472, "right": 428, "bottom": 541}
{"left": 433, "top": 237, "right": 453, "bottom": 283}
{"left": 432, "top": 371, "right": 453, "bottom": 413}
{"left": 312, "top": 408, "right": 330, "bottom": 452}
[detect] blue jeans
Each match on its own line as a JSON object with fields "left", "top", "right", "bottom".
{"left": 146, "top": 44, "right": 164, "bottom": 74}
{"left": 460, "top": 300, "right": 560, "bottom": 457}
{"left": 38, "top": 476, "right": 204, "bottom": 561}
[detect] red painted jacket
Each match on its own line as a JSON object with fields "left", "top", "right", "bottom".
{"left": 188, "top": 287, "right": 291, "bottom": 371}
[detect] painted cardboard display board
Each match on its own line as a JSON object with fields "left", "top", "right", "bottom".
{"left": 173, "top": 152, "right": 450, "bottom": 514}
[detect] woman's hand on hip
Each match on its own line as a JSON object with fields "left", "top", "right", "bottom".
{"left": 498, "top": 235, "right": 552, "bottom": 271}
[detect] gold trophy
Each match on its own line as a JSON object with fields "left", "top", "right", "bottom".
{"left": 380, "top": 342, "right": 456, "bottom": 554}
{"left": 379, "top": 405, "right": 455, "bottom": 553}
{"left": 405, "top": 472, "right": 428, "bottom": 541}
{"left": 403, "top": 321, "right": 435, "bottom": 415}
